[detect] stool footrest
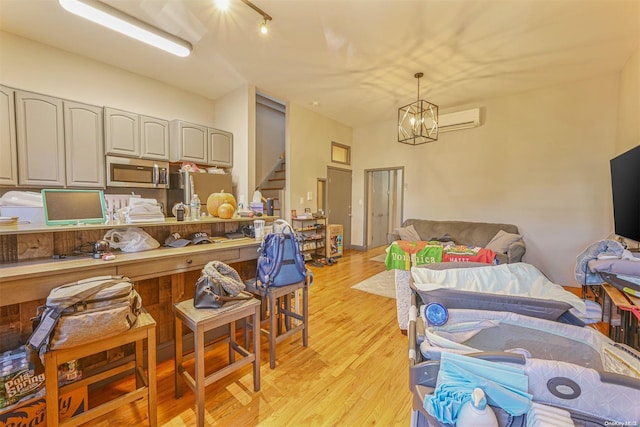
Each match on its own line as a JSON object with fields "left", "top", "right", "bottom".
{"left": 60, "top": 388, "right": 148, "bottom": 427}
{"left": 275, "top": 325, "right": 304, "bottom": 344}
{"left": 204, "top": 356, "right": 255, "bottom": 388}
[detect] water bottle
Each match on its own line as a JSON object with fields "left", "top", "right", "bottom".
{"left": 456, "top": 388, "right": 498, "bottom": 427}
{"left": 190, "top": 194, "right": 201, "bottom": 220}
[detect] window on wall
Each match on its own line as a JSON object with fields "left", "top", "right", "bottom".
{"left": 331, "top": 141, "right": 350, "bottom": 165}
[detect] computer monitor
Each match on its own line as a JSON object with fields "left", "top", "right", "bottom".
{"left": 41, "top": 189, "right": 107, "bottom": 226}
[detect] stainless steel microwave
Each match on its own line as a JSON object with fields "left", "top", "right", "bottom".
{"left": 106, "top": 155, "right": 169, "bottom": 189}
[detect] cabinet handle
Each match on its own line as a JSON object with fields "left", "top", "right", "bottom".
{"left": 186, "top": 259, "right": 193, "bottom": 264}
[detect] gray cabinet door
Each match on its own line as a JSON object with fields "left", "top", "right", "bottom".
{"left": 171, "top": 120, "right": 207, "bottom": 163}
{"left": 0, "top": 85, "right": 17, "bottom": 186}
{"left": 105, "top": 107, "right": 139, "bottom": 157}
{"left": 140, "top": 115, "right": 169, "bottom": 160}
{"left": 64, "top": 101, "right": 104, "bottom": 187}
{"left": 16, "top": 91, "right": 65, "bottom": 187}
{"left": 208, "top": 129, "right": 233, "bottom": 167}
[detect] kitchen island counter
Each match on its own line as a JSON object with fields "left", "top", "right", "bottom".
{"left": 0, "top": 218, "right": 272, "bottom": 354}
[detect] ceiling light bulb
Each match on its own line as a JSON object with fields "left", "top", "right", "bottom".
{"left": 59, "top": 0, "right": 191, "bottom": 57}
{"left": 260, "top": 19, "right": 268, "bottom": 35}
{"left": 215, "top": 0, "right": 230, "bottom": 11}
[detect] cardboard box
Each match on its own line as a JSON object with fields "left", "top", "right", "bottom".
{"left": 327, "top": 224, "right": 343, "bottom": 258}
{"left": 0, "top": 386, "right": 87, "bottom": 427}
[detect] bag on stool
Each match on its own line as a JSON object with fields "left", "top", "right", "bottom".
{"left": 257, "top": 222, "right": 311, "bottom": 288}
{"left": 28, "top": 275, "right": 142, "bottom": 353}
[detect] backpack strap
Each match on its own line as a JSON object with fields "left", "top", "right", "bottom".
{"left": 28, "top": 276, "right": 127, "bottom": 351}
{"left": 283, "top": 230, "right": 307, "bottom": 275}
{"left": 256, "top": 234, "right": 285, "bottom": 288}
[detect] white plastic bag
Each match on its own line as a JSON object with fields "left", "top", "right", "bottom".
{"left": 103, "top": 227, "right": 160, "bottom": 252}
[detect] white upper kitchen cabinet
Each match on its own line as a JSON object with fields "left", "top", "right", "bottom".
{"left": 104, "top": 107, "right": 140, "bottom": 158}
{"left": 15, "top": 91, "right": 66, "bottom": 187}
{"left": 140, "top": 115, "right": 170, "bottom": 160}
{"left": 208, "top": 129, "right": 233, "bottom": 167}
{"left": 171, "top": 120, "right": 208, "bottom": 164}
{"left": 64, "top": 101, "right": 104, "bottom": 187}
{"left": 0, "top": 85, "right": 18, "bottom": 186}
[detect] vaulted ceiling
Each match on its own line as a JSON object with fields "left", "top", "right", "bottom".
{"left": 1, "top": 0, "right": 638, "bottom": 127}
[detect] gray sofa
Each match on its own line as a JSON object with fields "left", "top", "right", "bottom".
{"left": 387, "top": 219, "right": 525, "bottom": 264}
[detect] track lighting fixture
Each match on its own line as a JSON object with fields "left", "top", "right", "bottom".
{"left": 240, "top": 0, "right": 272, "bottom": 35}
{"left": 58, "top": 0, "right": 191, "bottom": 57}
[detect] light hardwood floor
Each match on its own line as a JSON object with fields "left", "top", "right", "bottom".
{"left": 86, "top": 246, "right": 409, "bottom": 426}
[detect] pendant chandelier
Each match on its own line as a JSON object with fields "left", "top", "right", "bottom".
{"left": 398, "top": 72, "right": 438, "bottom": 145}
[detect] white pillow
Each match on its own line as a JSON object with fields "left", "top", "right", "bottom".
{"left": 486, "top": 229, "right": 522, "bottom": 254}
{"left": 395, "top": 224, "right": 422, "bottom": 242}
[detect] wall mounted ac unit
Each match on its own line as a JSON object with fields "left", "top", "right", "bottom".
{"left": 438, "top": 108, "right": 480, "bottom": 133}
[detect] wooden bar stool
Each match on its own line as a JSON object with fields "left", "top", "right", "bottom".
{"left": 174, "top": 297, "right": 260, "bottom": 427}
{"left": 44, "top": 310, "right": 157, "bottom": 427}
{"left": 244, "top": 273, "right": 310, "bottom": 369}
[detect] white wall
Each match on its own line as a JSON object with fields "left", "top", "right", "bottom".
{"left": 287, "top": 104, "right": 352, "bottom": 222}
{"left": 212, "top": 84, "right": 253, "bottom": 201}
{"left": 353, "top": 74, "right": 621, "bottom": 286}
{"left": 616, "top": 46, "right": 640, "bottom": 156}
{"left": 0, "top": 32, "right": 215, "bottom": 124}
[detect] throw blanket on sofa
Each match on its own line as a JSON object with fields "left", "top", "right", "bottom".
{"left": 385, "top": 241, "right": 443, "bottom": 270}
{"left": 385, "top": 240, "right": 496, "bottom": 271}
{"left": 442, "top": 245, "right": 497, "bottom": 264}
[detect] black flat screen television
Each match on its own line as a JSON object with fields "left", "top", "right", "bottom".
{"left": 610, "top": 145, "right": 640, "bottom": 243}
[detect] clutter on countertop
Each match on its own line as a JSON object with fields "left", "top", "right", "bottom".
{"left": 250, "top": 190, "right": 264, "bottom": 214}
{"left": 0, "top": 191, "right": 43, "bottom": 207}
{"left": 207, "top": 167, "right": 226, "bottom": 174}
{"left": 0, "top": 191, "right": 45, "bottom": 224}
{"left": 103, "top": 227, "right": 160, "bottom": 252}
{"left": 179, "top": 162, "right": 202, "bottom": 173}
{"left": 119, "top": 197, "right": 165, "bottom": 224}
{"left": 206, "top": 191, "right": 237, "bottom": 217}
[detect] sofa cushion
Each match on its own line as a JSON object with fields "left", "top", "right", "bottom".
{"left": 395, "top": 224, "right": 421, "bottom": 242}
{"left": 486, "top": 230, "right": 523, "bottom": 254}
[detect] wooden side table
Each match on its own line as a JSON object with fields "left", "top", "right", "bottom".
{"left": 44, "top": 311, "right": 157, "bottom": 427}
{"left": 174, "top": 297, "right": 260, "bottom": 427}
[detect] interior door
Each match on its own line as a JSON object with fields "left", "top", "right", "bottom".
{"left": 327, "top": 167, "right": 352, "bottom": 251}
{"left": 369, "top": 170, "right": 390, "bottom": 248}
{"left": 365, "top": 167, "right": 404, "bottom": 250}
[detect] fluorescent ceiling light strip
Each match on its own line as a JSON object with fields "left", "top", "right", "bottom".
{"left": 59, "top": 0, "right": 191, "bottom": 57}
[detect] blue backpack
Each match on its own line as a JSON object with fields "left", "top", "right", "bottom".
{"left": 257, "top": 225, "right": 310, "bottom": 288}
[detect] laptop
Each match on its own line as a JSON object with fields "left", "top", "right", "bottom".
{"left": 41, "top": 189, "right": 107, "bottom": 226}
